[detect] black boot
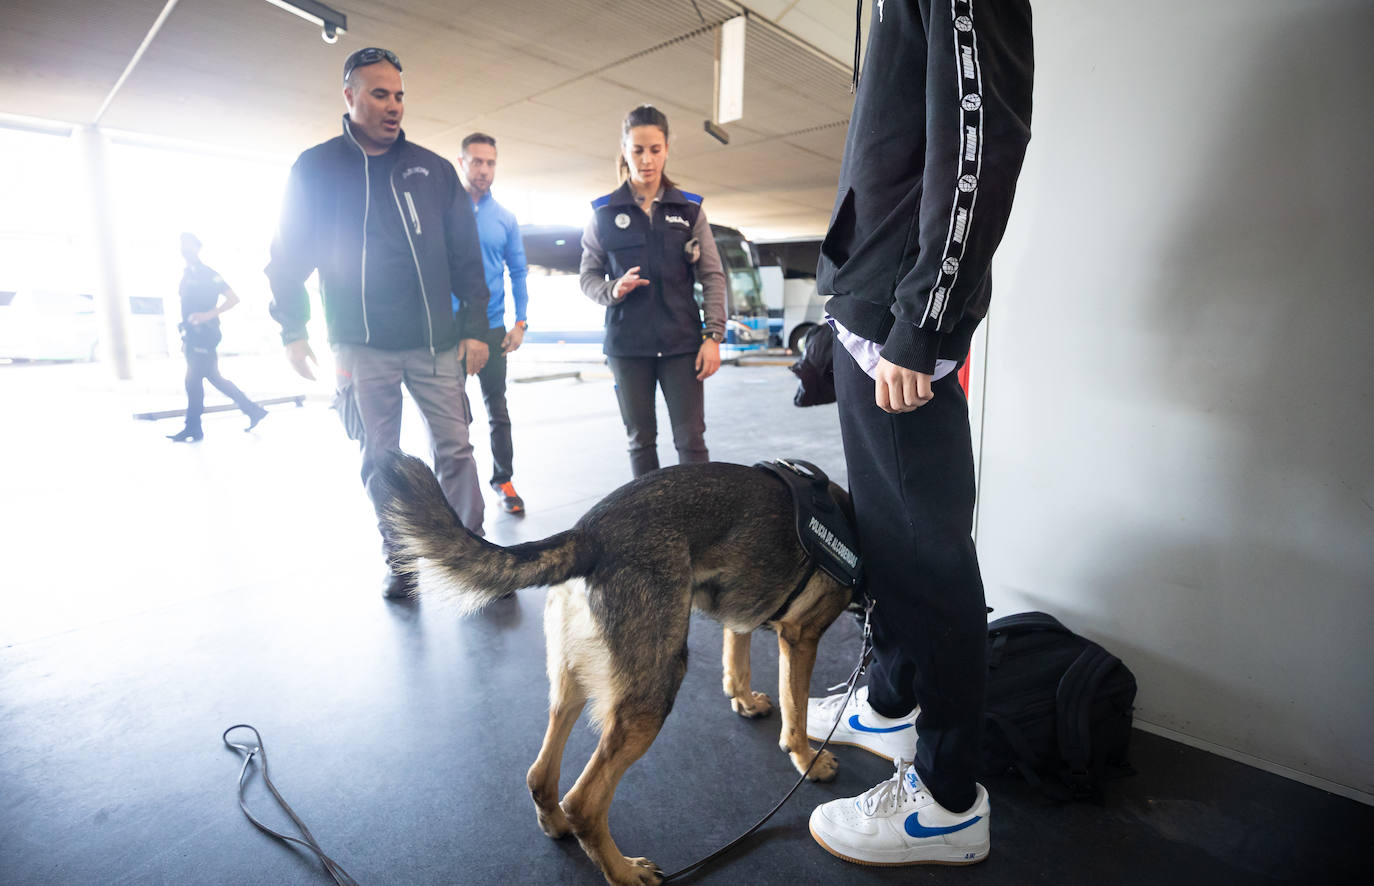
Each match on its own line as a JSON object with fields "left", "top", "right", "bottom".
{"left": 168, "top": 427, "right": 203, "bottom": 442}
{"left": 245, "top": 404, "right": 268, "bottom": 432}
{"left": 382, "top": 569, "right": 418, "bottom": 600}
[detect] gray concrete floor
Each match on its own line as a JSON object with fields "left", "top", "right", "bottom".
{"left": 0, "top": 348, "right": 1368, "bottom": 885}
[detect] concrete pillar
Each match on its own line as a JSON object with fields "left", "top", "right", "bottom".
{"left": 76, "top": 124, "right": 133, "bottom": 380}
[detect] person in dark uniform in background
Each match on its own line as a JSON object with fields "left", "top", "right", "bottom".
{"left": 167, "top": 232, "right": 267, "bottom": 442}
{"left": 805, "top": 0, "right": 1035, "bottom": 868}
{"left": 578, "top": 104, "right": 727, "bottom": 478}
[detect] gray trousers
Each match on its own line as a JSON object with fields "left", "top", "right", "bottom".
{"left": 606, "top": 353, "right": 708, "bottom": 478}
{"left": 333, "top": 344, "right": 485, "bottom": 557}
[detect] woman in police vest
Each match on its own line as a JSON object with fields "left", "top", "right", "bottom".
{"left": 579, "top": 104, "right": 727, "bottom": 478}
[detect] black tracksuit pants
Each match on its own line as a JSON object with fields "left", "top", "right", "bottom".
{"left": 835, "top": 346, "right": 987, "bottom": 813}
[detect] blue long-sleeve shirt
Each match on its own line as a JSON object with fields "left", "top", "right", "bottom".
{"left": 456, "top": 190, "right": 528, "bottom": 330}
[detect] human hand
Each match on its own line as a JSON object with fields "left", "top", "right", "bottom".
{"left": 187, "top": 311, "right": 214, "bottom": 325}
{"left": 695, "top": 338, "right": 721, "bottom": 380}
{"left": 613, "top": 266, "right": 651, "bottom": 300}
{"left": 285, "top": 339, "right": 318, "bottom": 381}
{"left": 461, "top": 338, "right": 490, "bottom": 375}
{"left": 502, "top": 324, "right": 525, "bottom": 354}
{"left": 874, "top": 357, "right": 933, "bottom": 413}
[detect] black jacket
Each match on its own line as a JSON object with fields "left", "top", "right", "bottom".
{"left": 818, "top": 0, "right": 1034, "bottom": 373}
{"left": 266, "top": 116, "right": 487, "bottom": 351}
{"left": 588, "top": 182, "right": 704, "bottom": 358}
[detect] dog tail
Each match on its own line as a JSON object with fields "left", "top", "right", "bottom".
{"left": 372, "top": 451, "right": 588, "bottom": 612}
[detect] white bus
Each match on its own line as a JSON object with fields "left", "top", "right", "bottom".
{"left": 518, "top": 224, "right": 773, "bottom": 350}
{"left": 751, "top": 237, "right": 827, "bottom": 353}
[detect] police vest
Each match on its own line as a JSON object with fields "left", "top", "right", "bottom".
{"left": 591, "top": 182, "right": 704, "bottom": 357}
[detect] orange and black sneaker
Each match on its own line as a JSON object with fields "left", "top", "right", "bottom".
{"left": 493, "top": 480, "right": 525, "bottom": 515}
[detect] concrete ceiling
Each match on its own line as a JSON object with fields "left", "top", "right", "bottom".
{"left": 1, "top": 0, "right": 865, "bottom": 236}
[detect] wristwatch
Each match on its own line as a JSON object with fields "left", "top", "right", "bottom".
{"left": 514, "top": 320, "right": 528, "bottom": 330}
{"left": 703, "top": 330, "right": 723, "bottom": 343}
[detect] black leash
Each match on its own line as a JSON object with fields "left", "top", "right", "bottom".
{"left": 222, "top": 724, "right": 361, "bottom": 886}
{"left": 221, "top": 603, "right": 875, "bottom": 886}
{"left": 661, "top": 599, "right": 876, "bottom": 882}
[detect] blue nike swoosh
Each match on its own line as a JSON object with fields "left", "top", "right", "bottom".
{"left": 847, "top": 714, "right": 914, "bottom": 734}
{"left": 905, "top": 814, "right": 982, "bottom": 838}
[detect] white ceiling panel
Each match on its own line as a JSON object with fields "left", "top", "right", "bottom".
{"left": 0, "top": 0, "right": 865, "bottom": 234}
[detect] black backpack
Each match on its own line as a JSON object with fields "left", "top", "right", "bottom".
{"left": 981, "top": 612, "right": 1137, "bottom": 800}
{"left": 788, "top": 322, "right": 836, "bottom": 407}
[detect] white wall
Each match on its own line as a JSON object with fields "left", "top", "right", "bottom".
{"left": 976, "top": 0, "right": 1374, "bottom": 801}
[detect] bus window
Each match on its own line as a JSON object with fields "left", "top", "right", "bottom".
{"left": 705, "top": 225, "right": 771, "bottom": 348}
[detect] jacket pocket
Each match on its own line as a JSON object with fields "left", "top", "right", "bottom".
{"left": 819, "top": 187, "right": 855, "bottom": 270}
{"left": 604, "top": 230, "right": 646, "bottom": 274}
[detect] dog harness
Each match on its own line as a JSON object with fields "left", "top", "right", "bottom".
{"left": 755, "top": 458, "right": 862, "bottom": 623}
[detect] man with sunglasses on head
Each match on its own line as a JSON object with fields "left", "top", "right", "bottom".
{"left": 267, "top": 47, "right": 491, "bottom": 599}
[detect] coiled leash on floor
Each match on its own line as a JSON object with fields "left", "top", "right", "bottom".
{"left": 222, "top": 724, "right": 361, "bottom": 886}
{"left": 660, "top": 598, "right": 876, "bottom": 882}
{"left": 221, "top": 604, "right": 874, "bottom": 886}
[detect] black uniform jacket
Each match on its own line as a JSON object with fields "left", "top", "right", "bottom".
{"left": 590, "top": 182, "right": 705, "bottom": 358}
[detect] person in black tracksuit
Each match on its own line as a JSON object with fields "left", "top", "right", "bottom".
{"left": 806, "top": 0, "right": 1035, "bottom": 867}
{"left": 578, "top": 105, "right": 727, "bottom": 478}
{"left": 168, "top": 233, "right": 266, "bottom": 442}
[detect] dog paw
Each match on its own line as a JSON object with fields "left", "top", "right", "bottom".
{"left": 792, "top": 747, "right": 839, "bottom": 782}
{"left": 614, "top": 856, "right": 663, "bottom": 885}
{"left": 535, "top": 806, "right": 572, "bottom": 839}
{"left": 730, "top": 690, "right": 773, "bottom": 718}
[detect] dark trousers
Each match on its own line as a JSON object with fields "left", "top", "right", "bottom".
{"left": 606, "top": 353, "right": 708, "bottom": 478}
{"left": 183, "top": 347, "right": 258, "bottom": 431}
{"left": 835, "top": 346, "right": 986, "bottom": 814}
{"left": 474, "top": 326, "right": 514, "bottom": 485}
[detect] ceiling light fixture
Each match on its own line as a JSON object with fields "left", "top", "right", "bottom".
{"left": 263, "top": 0, "right": 348, "bottom": 44}
{"left": 714, "top": 15, "right": 746, "bottom": 124}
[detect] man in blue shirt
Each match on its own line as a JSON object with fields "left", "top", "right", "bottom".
{"left": 458, "top": 132, "right": 529, "bottom": 514}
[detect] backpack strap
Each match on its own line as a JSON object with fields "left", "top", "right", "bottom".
{"left": 1055, "top": 642, "right": 1121, "bottom": 800}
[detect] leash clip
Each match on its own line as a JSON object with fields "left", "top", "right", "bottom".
{"left": 858, "top": 599, "right": 875, "bottom": 674}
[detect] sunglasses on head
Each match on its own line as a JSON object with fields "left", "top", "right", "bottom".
{"left": 343, "top": 48, "right": 402, "bottom": 83}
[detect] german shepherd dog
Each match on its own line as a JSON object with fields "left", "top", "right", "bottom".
{"left": 372, "top": 452, "right": 855, "bottom": 886}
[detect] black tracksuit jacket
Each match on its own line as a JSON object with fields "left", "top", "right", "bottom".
{"left": 818, "top": 0, "right": 1035, "bottom": 374}
{"left": 266, "top": 116, "right": 487, "bottom": 352}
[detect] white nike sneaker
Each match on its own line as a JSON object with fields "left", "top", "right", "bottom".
{"left": 810, "top": 759, "right": 990, "bottom": 866}
{"left": 806, "top": 685, "right": 918, "bottom": 762}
